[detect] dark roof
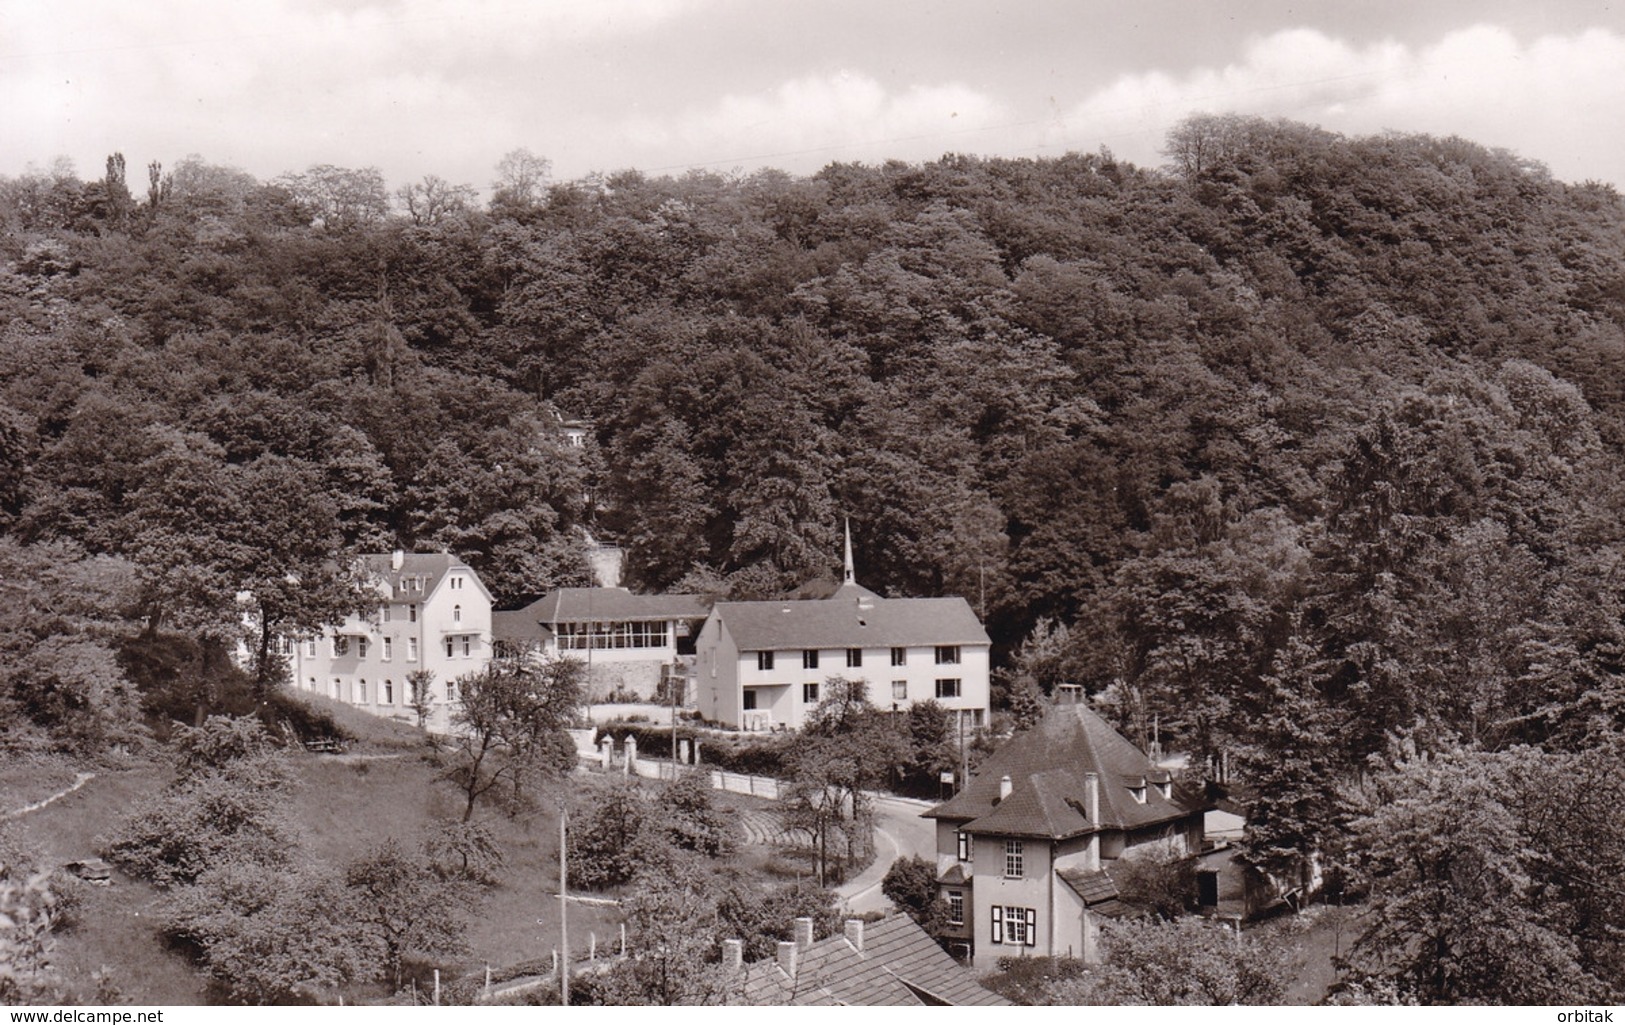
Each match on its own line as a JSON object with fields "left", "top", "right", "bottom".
{"left": 712, "top": 594, "right": 989, "bottom": 651}
{"left": 1057, "top": 866, "right": 1120, "bottom": 905}
{"left": 503, "top": 587, "right": 710, "bottom": 626}
{"left": 490, "top": 609, "right": 546, "bottom": 645}
{"left": 924, "top": 702, "right": 1210, "bottom": 837}
{"left": 741, "top": 915, "right": 1007, "bottom": 1006}
{"left": 938, "top": 864, "right": 970, "bottom": 885}
{"left": 359, "top": 552, "right": 483, "bottom": 603}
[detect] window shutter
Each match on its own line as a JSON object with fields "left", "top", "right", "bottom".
{"left": 1024, "top": 908, "right": 1037, "bottom": 947}
{"left": 991, "top": 905, "right": 1004, "bottom": 944}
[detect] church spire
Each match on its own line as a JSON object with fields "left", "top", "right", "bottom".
{"left": 843, "top": 517, "right": 855, "bottom": 585}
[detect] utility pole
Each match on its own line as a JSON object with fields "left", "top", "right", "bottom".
{"left": 670, "top": 663, "right": 679, "bottom": 780}
{"left": 559, "top": 808, "right": 569, "bottom": 1006}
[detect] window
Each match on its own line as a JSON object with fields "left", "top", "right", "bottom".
{"left": 453, "top": 604, "right": 462, "bottom": 623}
{"left": 948, "top": 891, "right": 965, "bottom": 926}
{"left": 892, "top": 680, "right": 907, "bottom": 700}
{"left": 408, "top": 637, "right": 419, "bottom": 662}
{"left": 358, "top": 679, "right": 368, "bottom": 703}
{"left": 802, "top": 649, "right": 819, "bottom": 670}
{"left": 384, "top": 679, "right": 394, "bottom": 704}
{"left": 993, "top": 906, "right": 1036, "bottom": 947}
{"left": 446, "top": 679, "right": 457, "bottom": 703}
{"left": 1155, "top": 780, "right": 1172, "bottom": 800}
{"left": 382, "top": 638, "right": 392, "bottom": 661}
{"left": 308, "top": 676, "right": 316, "bottom": 691}
{"left": 409, "top": 604, "right": 417, "bottom": 623}
{"left": 935, "top": 645, "right": 961, "bottom": 665}
{"left": 332, "top": 678, "right": 342, "bottom": 700}
{"left": 957, "top": 831, "right": 972, "bottom": 863}
{"left": 803, "top": 683, "right": 819, "bottom": 703}
{"left": 357, "top": 638, "right": 369, "bottom": 659}
{"left": 1129, "top": 780, "right": 1147, "bottom": 804}
{"left": 383, "top": 607, "right": 391, "bottom": 623}
{"left": 333, "top": 636, "right": 349, "bottom": 658}
{"left": 305, "top": 639, "right": 317, "bottom": 658}
{"left": 445, "top": 637, "right": 455, "bottom": 658}
{"left": 462, "top": 635, "right": 471, "bottom": 657}
{"left": 891, "top": 646, "right": 906, "bottom": 666}
{"left": 743, "top": 690, "right": 758, "bottom": 711}
{"left": 450, "top": 576, "right": 463, "bottom": 590}
{"left": 1005, "top": 839, "right": 1024, "bottom": 878}
{"left": 935, "top": 678, "right": 961, "bottom": 699}
{"left": 846, "top": 647, "right": 863, "bottom": 668}
{"left": 757, "top": 651, "right": 775, "bottom": 672}
{"left": 558, "top": 621, "right": 670, "bottom": 651}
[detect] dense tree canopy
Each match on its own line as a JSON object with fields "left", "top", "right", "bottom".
{"left": 4, "top": 122, "right": 1625, "bottom": 821}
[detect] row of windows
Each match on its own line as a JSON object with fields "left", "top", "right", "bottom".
{"left": 755, "top": 645, "right": 962, "bottom": 671}
{"left": 380, "top": 605, "right": 420, "bottom": 624}
{"left": 797, "top": 679, "right": 962, "bottom": 703}
{"left": 444, "top": 634, "right": 476, "bottom": 658}
{"left": 558, "top": 620, "right": 670, "bottom": 650}
{"left": 314, "top": 636, "right": 421, "bottom": 661}
{"left": 314, "top": 676, "right": 461, "bottom": 706}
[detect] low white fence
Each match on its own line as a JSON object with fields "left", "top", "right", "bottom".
{"left": 620, "top": 755, "right": 784, "bottom": 800}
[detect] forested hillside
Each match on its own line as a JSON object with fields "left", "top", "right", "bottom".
{"left": 6, "top": 115, "right": 1625, "bottom": 764}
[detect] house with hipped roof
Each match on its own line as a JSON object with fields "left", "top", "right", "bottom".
{"left": 692, "top": 531, "right": 991, "bottom": 731}
{"left": 288, "top": 551, "right": 491, "bottom": 734}
{"left": 923, "top": 698, "right": 1212, "bottom": 970}
{"left": 492, "top": 587, "right": 709, "bottom": 702}
{"left": 732, "top": 914, "right": 1008, "bottom": 1006}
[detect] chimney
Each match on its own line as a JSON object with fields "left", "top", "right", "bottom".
{"left": 843, "top": 919, "right": 865, "bottom": 952}
{"left": 722, "top": 938, "right": 743, "bottom": 970}
{"left": 998, "top": 775, "right": 1013, "bottom": 802}
{"left": 776, "top": 940, "right": 798, "bottom": 977}
{"left": 793, "top": 917, "right": 814, "bottom": 950}
{"left": 1084, "top": 771, "right": 1100, "bottom": 824}
{"left": 391, "top": 550, "right": 404, "bottom": 571}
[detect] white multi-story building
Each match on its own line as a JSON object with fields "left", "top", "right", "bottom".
{"left": 693, "top": 536, "right": 991, "bottom": 730}
{"left": 289, "top": 551, "right": 492, "bottom": 734}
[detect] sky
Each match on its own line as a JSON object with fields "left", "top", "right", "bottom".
{"left": 5, "top": 0, "right": 1625, "bottom": 192}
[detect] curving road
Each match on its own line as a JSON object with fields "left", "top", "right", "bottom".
{"left": 834, "top": 794, "right": 937, "bottom": 914}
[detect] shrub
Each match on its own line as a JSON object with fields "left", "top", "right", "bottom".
{"left": 423, "top": 821, "right": 504, "bottom": 886}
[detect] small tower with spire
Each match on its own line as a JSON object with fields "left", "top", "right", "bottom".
{"left": 843, "top": 517, "right": 856, "bottom": 586}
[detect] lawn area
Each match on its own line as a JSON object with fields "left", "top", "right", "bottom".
{"left": 0, "top": 752, "right": 88, "bottom": 813}
{"left": 1248, "top": 902, "right": 1366, "bottom": 1003}
{"left": 5, "top": 755, "right": 204, "bottom": 1005}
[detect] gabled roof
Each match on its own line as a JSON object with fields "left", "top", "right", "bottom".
{"left": 741, "top": 915, "right": 1007, "bottom": 1006}
{"left": 924, "top": 702, "right": 1209, "bottom": 837}
{"left": 711, "top": 594, "right": 989, "bottom": 651}
{"left": 504, "top": 587, "right": 711, "bottom": 626}
{"left": 359, "top": 553, "right": 486, "bottom": 604}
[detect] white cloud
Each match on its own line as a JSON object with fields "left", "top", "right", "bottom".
{"left": 617, "top": 71, "right": 1010, "bottom": 171}
{"left": 1051, "top": 25, "right": 1625, "bottom": 183}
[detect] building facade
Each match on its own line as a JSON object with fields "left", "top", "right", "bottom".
{"left": 694, "top": 572, "right": 992, "bottom": 731}
{"left": 289, "top": 551, "right": 492, "bottom": 734}
{"left": 923, "top": 701, "right": 1210, "bottom": 970}
{"left": 491, "top": 587, "right": 708, "bottom": 702}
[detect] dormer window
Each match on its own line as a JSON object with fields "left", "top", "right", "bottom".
{"left": 1154, "top": 779, "right": 1172, "bottom": 800}
{"left": 1128, "top": 777, "right": 1148, "bottom": 804}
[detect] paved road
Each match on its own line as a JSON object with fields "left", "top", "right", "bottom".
{"left": 834, "top": 794, "right": 937, "bottom": 914}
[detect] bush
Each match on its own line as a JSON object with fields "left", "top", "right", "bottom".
{"left": 101, "top": 717, "right": 299, "bottom": 887}
{"left": 423, "top": 822, "right": 504, "bottom": 886}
